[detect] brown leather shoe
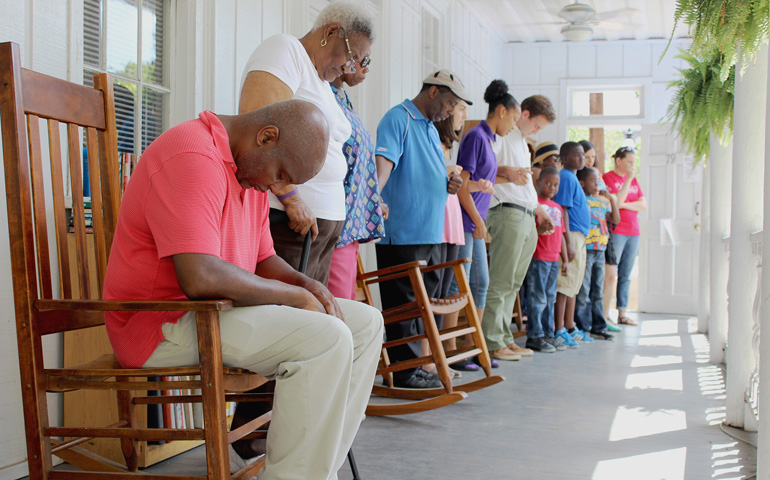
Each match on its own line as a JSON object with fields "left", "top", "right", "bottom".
{"left": 507, "top": 343, "right": 534, "bottom": 357}
{"left": 490, "top": 347, "right": 521, "bottom": 361}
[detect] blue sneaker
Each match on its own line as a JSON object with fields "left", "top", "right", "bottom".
{"left": 556, "top": 328, "right": 579, "bottom": 349}
{"left": 571, "top": 328, "right": 595, "bottom": 344}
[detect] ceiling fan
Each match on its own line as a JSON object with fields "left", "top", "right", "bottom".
{"left": 544, "top": 2, "right": 637, "bottom": 42}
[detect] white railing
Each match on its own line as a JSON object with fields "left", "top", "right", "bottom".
{"left": 746, "top": 230, "right": 763, "bottom": 429}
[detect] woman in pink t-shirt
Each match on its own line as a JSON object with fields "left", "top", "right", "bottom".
{"left": 602, "top": 147, "right": 646, "bottom": 326}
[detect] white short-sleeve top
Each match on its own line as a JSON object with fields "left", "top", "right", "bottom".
{"left": 239, "top": 34, "right": 351, "bottom": 220}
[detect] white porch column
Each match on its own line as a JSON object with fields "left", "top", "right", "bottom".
{"left": 698, "top": 164, "right": 710, "bottom": 333}
{"left": 709, "top": 137, "right": 732, "bottom": 363}
{"left": 726, "top": 44, "right": 768, "bottom": 428}
{"left": 756, "top": 35, "right": 770, "bottom": 479}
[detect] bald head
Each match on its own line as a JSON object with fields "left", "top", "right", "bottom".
{"left": 224, "top": 99, "right": 330, "bottom": 192}
{"left": 246, "top": 100, "right": 329, "bottom": 182}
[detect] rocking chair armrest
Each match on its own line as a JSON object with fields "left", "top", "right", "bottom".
{"left": 35, "top": 298, "right": 234, "bottom": 312}
{"left": 356, "top": 260, "right": 427, "bottom": 282}
{"left": 418, "top": 257, "right": 470, "bottom": 275}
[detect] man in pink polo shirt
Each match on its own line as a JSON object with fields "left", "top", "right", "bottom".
{"left": 103, "top": 99, "right": 384, "bottom": 480}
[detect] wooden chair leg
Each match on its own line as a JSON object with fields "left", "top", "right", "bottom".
{"left": 197, "top": 311, "right": 230, "bottom": 479}
{"left": 512, "top": 292, "right": 527, "bottom": 338}
{"left": 116, "top": 378, "right": 139, "bottom": 472}
{"left": 379, "top": 348, "right": 394, "bottom": 388}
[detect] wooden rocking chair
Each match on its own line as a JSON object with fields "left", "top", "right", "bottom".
{"left": 357, "top": 256, "right": 504, "bottom": 416}
{"left": 0, "top": 41, "right": 271, "bottom": 480}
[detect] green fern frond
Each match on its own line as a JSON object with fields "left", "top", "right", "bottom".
{"left": 661, "top": 0, "right": 769, "bottom": 79}
{"left": 665, "top": 48, "right": 735, "bottom": 163}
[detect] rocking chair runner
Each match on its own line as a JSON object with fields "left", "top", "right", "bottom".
{"left": 356, "top": 256, "right": 504, "bottom": 416}
{"left": 0, "top": 41, "right": 271, "bottom": 479}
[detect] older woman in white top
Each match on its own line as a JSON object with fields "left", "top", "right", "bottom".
{"left": 231, "top": 2, "right": 378, "bottom": 477}
{"left": 239, "top": 1, "right": 375, "bottom": 285}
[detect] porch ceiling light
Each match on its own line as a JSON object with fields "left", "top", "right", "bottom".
{"left": 561, "top": 24, "right": 593, "bottom": 42}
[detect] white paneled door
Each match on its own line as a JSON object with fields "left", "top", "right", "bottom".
{"left": 638, "top": 124, "right": 703, "bottom": 314}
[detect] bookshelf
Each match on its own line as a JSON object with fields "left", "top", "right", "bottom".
{"left": 62, "top": 233, "right": 205, "bottom": 468}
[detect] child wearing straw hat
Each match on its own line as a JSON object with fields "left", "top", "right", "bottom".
{"left": 531, "top": 141, "right": 560, "bottom": 183}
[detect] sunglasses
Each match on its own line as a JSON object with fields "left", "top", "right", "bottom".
{"left": 615, "top": 146, "right": 636, "bottom": 156}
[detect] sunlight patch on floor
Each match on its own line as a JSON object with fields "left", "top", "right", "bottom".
{"left": 638, "top": 335, "right": 682, "bottom": 348}
{"left": 609, "top": 406, "right": 687, "bottom": 442}
{"left": 640, "top": 319, "right": 680, "bottom": 336}
{"left": 630, "top": 355, "right": 683, "bottom": 368}
{"left": 592, "top": 447, "right": 686, "bottom": 480}
{"left": 709, "top": 442, "right": 749, "bottom": 479}
{"left": 690, "top": 333, "right": 712, "bottom": 363}
{"left": 705, "top": 406, "right": 727, "bottom": 425}
{"left": 625, "top": 369, "right": 683, "bottom": 391}
{"left": 697, "top": 365, "right": 726, "bottom": 400}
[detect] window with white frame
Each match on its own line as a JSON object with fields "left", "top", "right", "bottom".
{"left": 83, "top": 0, "right": 170, "bottom": 155}
{"left": 566, "top": 85, "right": 645, "bottom": 173}
{"left": 568, "top": 86, "right": 644, "bottom": 120}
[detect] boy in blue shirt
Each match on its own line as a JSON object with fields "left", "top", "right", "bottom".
{"left": 553, "top": 142, "right": 590, "bottom": 347}
{"left": 575, "top": 167, "right": 620, "bottom": 340}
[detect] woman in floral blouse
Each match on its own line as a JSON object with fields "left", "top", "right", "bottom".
{"left": 327, "top": 55, "right": 386, "bottom": 299}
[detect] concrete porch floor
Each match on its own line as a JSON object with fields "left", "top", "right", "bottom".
{"left": 38, "top": 313, "right": 757, "bottom": 480}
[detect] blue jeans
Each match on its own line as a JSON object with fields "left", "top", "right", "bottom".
{"left": 449, "top": 231, "right": 490, "bottom": 308}
{"left": 610, "top": 233, "right": 640, "bottom": 309}
{"left": 575, "top": 249, "right": 607, "bottom": 332}
{"left": 525, "top": 258, "right": 558, "bottom": 339}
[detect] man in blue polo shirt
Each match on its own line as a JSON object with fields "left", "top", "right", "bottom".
{"left": 374, "top": 69, "right": 470, "bottom": 388}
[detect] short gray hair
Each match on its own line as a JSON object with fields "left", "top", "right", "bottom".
{"left": 312, "top": 1, "right": 376, "bottom": 41}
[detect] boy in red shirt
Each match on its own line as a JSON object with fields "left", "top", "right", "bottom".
{"left": 525, "top": 166, "right": 568, "bottom": 353}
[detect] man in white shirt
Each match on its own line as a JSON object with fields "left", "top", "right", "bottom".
{"left": 482, "top": 95, "right": 557, "bottom": 359}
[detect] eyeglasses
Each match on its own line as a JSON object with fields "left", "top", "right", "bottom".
{"left": 615, "top": 146, "right": 636, "bottom": 156}
{"left": 343, "top": 37, "right": 357, "bottom": 74}
{"left": 342, "top": 36, "right": 371, "bottom": 74}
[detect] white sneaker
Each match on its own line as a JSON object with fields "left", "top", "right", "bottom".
{"left": 228, "top": 444, "right": 263, "bottom": 478}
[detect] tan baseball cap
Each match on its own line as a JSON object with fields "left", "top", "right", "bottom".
{"left": 423, "top": 69, "right": 473, "bottom": 105}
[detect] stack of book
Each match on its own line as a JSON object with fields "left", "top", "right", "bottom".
{"left": 67, "top": 199, "right": 93, "bottom": 233}
{"left": 147, "top": 376, "right": 212, "bottom": 443}
{"left": 119, "top": 152, "right": 138, "bottom": 193}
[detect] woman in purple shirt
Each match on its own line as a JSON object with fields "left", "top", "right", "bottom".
{"left": 448, "top": 80, "right": 521, "bottom": 365}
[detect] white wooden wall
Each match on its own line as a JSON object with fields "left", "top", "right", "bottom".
{"left": 501, "top": 39, "right": 690, "bottom": 146}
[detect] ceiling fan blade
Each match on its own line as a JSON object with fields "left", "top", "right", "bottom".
{"left": 596, "top": 20, "right": 627, "bottom": 31}
{"left": 596, "top": 7, "right": 638, "bottom": 21}
{"left": 523, "top": 20, "right": 569, "bottom": 26}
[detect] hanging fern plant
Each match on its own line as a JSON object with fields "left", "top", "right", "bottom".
{"left": 665, "top": 49, "right": 735, "bottom": 162}
{"left": 665, "top": 0, "right": 769, "bottom": 82}
{"left": 662, "top": 0, "right": 767, "bottom": 162}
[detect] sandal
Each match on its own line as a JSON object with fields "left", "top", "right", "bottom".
{"left": 450, "top": 358, "right": 480, "bottom": 371}
{"left": 474, "top": 355, "right": 501, "bottom": 367}
{"left": 617, "top": 316, "right": 639, "bottom": 326}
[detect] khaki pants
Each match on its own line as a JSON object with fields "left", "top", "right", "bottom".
{"left": 557, "top": 231, "right": 587, "bottom": 297}
{"left": 481, "top": 206, "right": 538, "bottom": 351}
{"left": 143, "top": 299, "right": 383, "bottom": 480}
